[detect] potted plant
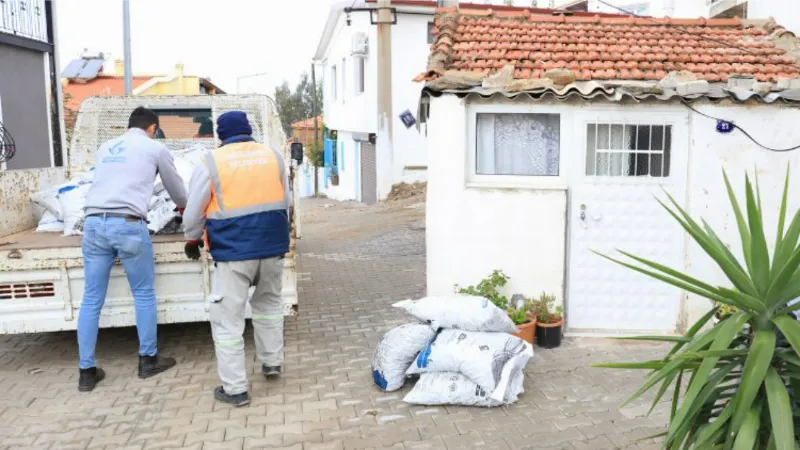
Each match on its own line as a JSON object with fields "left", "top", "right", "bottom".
{"left": 508, "top": 306, "right": 536, "bottom": 344}
{"left": 329, "top": 167, "right": 339, "bottom": 186}
{"left": 533, "top": 292, "right": 563, "bottom": 348}
{"left": 594, "top": 168, "right": 800, "bottom": 449}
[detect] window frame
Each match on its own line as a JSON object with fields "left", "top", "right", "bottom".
{"left": 341, "top": 57, "right": 347, "bottom": 103}
{"left": 576, "top": 111, "right": 686, "bottom": 186}
{"left": 466, "top": 104, "right": 568, "bottom": 190}
{"left": 331, "top": 65, "right": 338, "bottom": 101}
{"left": 427, "top": 21, "right": 436, "bottom": 44}
{"left": 355, "top": 57, "right": 366, "bottom": 95}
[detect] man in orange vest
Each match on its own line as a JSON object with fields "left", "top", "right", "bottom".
{"left": 182, "top": 111, "right": 289, "bottom": 407}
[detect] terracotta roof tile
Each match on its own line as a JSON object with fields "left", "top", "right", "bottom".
{"left": 63, "top": 76, "right": 152, "bottom": 111}
{"left": 416, "top": 8, "right": 800, "bottom": 85}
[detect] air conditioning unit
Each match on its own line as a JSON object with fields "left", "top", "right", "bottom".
{"left": 351, "top": 33, "right": 368, "bottom": 57}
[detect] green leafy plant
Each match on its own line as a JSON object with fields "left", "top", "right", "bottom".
{"left": 533, "top": 292, "right": 562, "bottom": 324}
{"left": 594, "top": 167, "right": 800, "bottom": 450}
{"left": 457, "top": 270, "right": 510, "bottom": 310}
{"left": 507, "top": 308, "right": 529, "bottom": 325}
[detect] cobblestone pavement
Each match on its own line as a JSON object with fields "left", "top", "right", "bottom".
{"left": 0, "top": 197, "right": 670, "bottom": 450}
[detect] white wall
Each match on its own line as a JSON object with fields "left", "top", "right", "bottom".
{"left": 321, "top": 12, "right": 378, "bottom": 136}
{"left": 427, "top": 94, "right": 800, "bottom": 333}
{"left": 426, "top": 95, "right": 568, "bottom": 306}
{"left": 319, "top": 9, "right": 430, "bottom": 202}
{"left": 683, "top": 102, "right": 800, "bottom": 328}
{"left": 390, "top": 14, "right": 430, "bottom": 182}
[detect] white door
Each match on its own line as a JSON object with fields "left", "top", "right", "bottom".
{"left": 567, "top": 111, "right": 688, "bottom": 334}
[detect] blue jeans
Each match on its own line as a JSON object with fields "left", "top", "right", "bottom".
{"left": 77, "top": 216, "right": 157, "bottom": 369}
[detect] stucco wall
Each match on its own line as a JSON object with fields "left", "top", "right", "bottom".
{"left": 683, "top": 102, "right": 800, "bottom": 328}
{"left": 426, "top": 95, "right": 567, "bottom": 305}
{"left": 0, "top": 43, "right": 52, "bottom": 170}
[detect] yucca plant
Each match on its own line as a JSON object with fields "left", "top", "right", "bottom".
{"left": 593, "top": 167, "right": 800, "bottom": 450}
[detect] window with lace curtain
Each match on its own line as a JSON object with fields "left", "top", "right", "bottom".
{"left": 475, "top": 113, "right": 561, "bottom": 177}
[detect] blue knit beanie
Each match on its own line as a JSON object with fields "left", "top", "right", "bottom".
{"left": 216, "top": 111, "right": 252, "bottom": 141}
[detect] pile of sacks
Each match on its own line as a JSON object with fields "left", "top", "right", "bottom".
{"left": 371, "top": 294, "right": 534, "bottom": 407}
{"left": 29, "top": 144, "right": 206, "bottom": 236}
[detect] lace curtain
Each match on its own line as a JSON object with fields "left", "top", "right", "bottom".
{"left": 476, "top": 113, "right": 560, "bottom": 176}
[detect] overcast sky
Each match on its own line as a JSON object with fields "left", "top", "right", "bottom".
{"left": 55, "top": 0, "right": 340, "bottom": 95}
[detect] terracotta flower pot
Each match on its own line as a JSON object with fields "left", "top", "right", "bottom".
{"left": 511, "top": 319, "right": 536, "bottom": 344}
{"left": 330, "top": 175, "right": 340, "bottom": 186}
{"left": 535, "top": 319, "right": 564, "bottom": 349}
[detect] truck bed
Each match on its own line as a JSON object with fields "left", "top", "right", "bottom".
{"left": 0, "top": 228, "right": 184, "bottom": 251}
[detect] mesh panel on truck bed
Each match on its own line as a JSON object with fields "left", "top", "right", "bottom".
{"left": 69, "top": 95, "right": 288, "bottom": 171}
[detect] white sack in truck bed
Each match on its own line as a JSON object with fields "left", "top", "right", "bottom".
{"left": 30, "top": 145, "right": 207, "bottom": 236}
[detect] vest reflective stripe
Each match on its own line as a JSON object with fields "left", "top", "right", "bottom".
{"left": 252, "top": 313, "right": 283, "bottom": 321}
{"left": 208, "top": 201, "right": 288, "bottom": 220}
{"left": 204, "top": 154, "right": 226, "bottom": 212}
{"left": 214, "top": 337, "right": 245, "bottom": 348}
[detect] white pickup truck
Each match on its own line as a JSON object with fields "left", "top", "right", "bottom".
{"left": 0, "top": 95, "right": 299, "bottom": 334}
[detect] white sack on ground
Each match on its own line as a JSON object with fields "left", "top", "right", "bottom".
{"left": 403, "top": 366, "right": 525, "bottom": 407}
{"left": 393, "top": 295, "right": 518, "bottom": 333}
{"left": 406, "top": 329, "right": 533, "bottom": 394}
{"left": 371, "top": 323, "right": 437, "bottom": 392}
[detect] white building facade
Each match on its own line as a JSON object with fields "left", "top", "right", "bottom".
{"left": 555, "top": 0, "right": 800, "bottom": 34}
{"left": 313, "top": 1, "right": 432, "bottom": 203}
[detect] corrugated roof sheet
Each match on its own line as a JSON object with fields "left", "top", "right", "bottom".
{"left": 421, "top": 80, "right": 800, "bottom": 104}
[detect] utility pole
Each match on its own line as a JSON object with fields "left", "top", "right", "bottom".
{"left": 311, "top": 62, "right": 320, "bottom": 196}
{"left": 376, "top": 0, "right": 393, "bottom": 200}
{"left": 123, "top": 0, "right": 132, "bottom": 95}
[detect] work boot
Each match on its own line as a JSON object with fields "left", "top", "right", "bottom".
{"left": 78, "top": 367, "right": 106, "bottom": 392}
{"left": 214, "top": 386, "right": 250, "bottom": 407}
{"left": 138, "top": 354, "right": 176, "bottom": 379}
{"left": 262, "top": 364, "right": 281, "bottom": 379}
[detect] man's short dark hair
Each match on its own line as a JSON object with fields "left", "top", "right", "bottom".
{"left": 128, "top": 106, "right": 160, "bottom": 130}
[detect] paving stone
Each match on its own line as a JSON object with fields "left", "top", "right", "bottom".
{"left": 0, "top": 198, "right": 672, "bottom": 450}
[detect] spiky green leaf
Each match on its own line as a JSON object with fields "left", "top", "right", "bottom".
{"left": 765, "top": 367, "right": 794, "bottom": 450}
{"left": 727, "top": 329, "right": 777, "bottom": 443}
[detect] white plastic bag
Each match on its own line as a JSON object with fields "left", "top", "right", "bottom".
{"left": 371, "top": 323, "right": 437, "bottom": 392}
{"left": 393, "top": 295, "right": 518, "bottom": 333}
{"left": 35, "top": 210, "right": 65, "bottom": 233}
{"left": 58, "top": 183, "right": 91, "bottom": 236}
{"left": 147, "top": 193, "right": 178, "bottom": 234}
{"left": 406, "top": 329, "right": 533, "bottom": 395}
{"left": 30, "top": 186, "right": 63, "bottom": 220}
{"left": 404, "top": 367, "right": 525, "bottom": 407}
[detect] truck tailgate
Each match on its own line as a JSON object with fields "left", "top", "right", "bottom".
{"left": 0, "top": 229, "right": 297, "bottom": 334}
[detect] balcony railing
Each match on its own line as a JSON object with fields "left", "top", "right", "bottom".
{"left": 0, "top": 0, "right": 48, "bottom": 43}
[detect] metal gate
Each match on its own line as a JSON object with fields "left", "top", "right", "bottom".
{"left": 360, "top": 142, "right": 377, "bottom": 205}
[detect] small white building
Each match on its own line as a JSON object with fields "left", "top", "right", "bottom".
{"left": 313, "top": 0, "right": 436, "bottom": 203}
{"left": 419, "top": 7, "right": 800, "bottom": 335}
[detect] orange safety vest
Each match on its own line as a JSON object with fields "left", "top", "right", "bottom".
{"left": 202, "top": 139, "right": 289, "bottom": 262}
